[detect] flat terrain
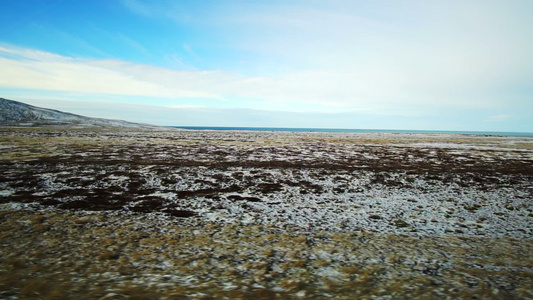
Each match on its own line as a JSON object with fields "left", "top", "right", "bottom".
{"left": 0, "top": 127, "right": 532, "bottom": 299}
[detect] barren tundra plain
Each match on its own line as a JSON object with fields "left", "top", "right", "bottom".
{"left": 0, "top": 127, "right": 532, "bottom": 299}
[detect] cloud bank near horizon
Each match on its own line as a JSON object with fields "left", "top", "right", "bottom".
{"left": 2, "top": 97, "right": 526, "bottom": 133}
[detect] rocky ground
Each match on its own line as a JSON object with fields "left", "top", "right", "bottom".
{"left": 0, "top": 127, "right": 532, "bottom": 299}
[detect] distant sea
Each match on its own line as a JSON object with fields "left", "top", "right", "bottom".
{"left": 174, "top": 126, "right": 533, "bottom": 137}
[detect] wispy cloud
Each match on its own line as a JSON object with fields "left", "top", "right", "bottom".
{"left": 119, "top": 0, "right": 153, "bottom": 17}
{"left": 487, "top": 114, "right": 512, "bottom": 121}
{"left": 0, "top": 45, "right": 220, "bottom": 99}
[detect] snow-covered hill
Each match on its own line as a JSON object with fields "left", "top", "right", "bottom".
{"left": 0, "top": 98, "right": 150, "bottom": 128}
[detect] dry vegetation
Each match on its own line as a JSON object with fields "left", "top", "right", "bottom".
{"left": 0, "top": 127, "right": 531, "bottom": 299}
{"left": 1, "top": 209, "right": 532, "bottom": 300}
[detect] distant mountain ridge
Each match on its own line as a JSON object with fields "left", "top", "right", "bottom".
{"left": 0, "top": 98, "right": 149, "bottom": 128}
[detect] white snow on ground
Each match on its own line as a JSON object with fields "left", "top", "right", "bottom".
{"left": 1, "top": 129, "right": 530, "bottom": 240}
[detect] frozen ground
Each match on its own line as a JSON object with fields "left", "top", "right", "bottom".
{"left": 0, "top": 128, "right": 531, "bottom": 239}
{"left": 0, "top": 127, "right": 531, "bottom": 299}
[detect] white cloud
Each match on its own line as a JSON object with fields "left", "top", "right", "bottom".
{"left": 0, "top": 45, "right": 220, "bottom": 99}
{"left": 0, "top": 1, "right": 530, "bottom": 132}
{"left": 1, "top": 32, "right": 532, "bottom": 119}
{"left": 116, "top": 1, "right": 533, "bottom": 114}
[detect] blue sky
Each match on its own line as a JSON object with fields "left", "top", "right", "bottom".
{"left": 0, "top": 0, "right": 532, "bottom": 131}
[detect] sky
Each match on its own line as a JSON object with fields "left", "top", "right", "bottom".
{"left": 0, "top": 0, "right": 532, "bottom": 132}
